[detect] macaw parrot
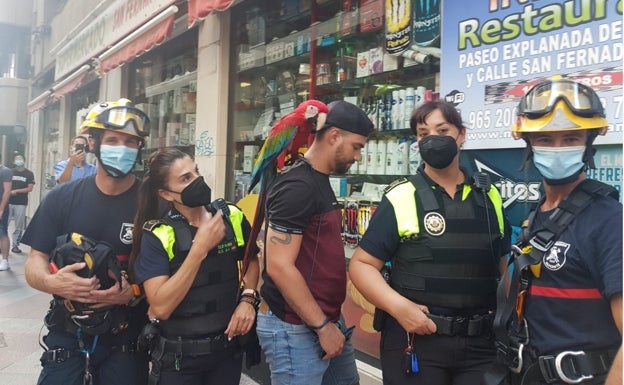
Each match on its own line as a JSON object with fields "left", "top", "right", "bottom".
{"left": 241, "top": 99, "right": 329, "bottom": 270}
{"left": 248, "top": 99, "right": 329, "bottom": 192}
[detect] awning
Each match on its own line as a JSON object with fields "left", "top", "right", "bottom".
{"left": 98, "top": 5, "right": 178, "bottom": 76}
{"left": 51, "top": 64, "right": 91, "bottom": 100}
{"left": 27, "top": 90, "right": 52, "bottom": 113}
{"left": 188, "top": 0, "right": 234, "bottom": 27}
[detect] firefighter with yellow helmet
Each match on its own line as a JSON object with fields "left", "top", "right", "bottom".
{"left": 487, "top": 79, "right": 622, "bottom": 385}
{"left": 80, "top": 98, "right": 150, "bottom": 178}
{"left": 22, "top": 99, "right": 151, "bottom": 385}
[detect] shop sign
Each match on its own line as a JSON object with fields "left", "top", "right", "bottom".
{"left": 55, "top": 0, "right": 177, "bottom": 80}
{"left": 440, "top": 0, "right": 623, "bottom": 149}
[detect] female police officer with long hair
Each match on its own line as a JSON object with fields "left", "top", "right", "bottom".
{"left": 129, "top": 147, "right": 260, "bottom": 385}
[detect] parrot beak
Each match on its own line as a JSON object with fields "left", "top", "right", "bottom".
{"left": 314, "top": 112, "right": 328, "bottom": 132}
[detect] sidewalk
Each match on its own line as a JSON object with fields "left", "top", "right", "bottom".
{"left": 0, "top": 246, "right": 47, "bottom": 385}
{"left": 0, "top": 243, "right": 260, "bottom": 384}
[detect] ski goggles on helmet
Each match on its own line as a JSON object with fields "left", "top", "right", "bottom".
{"left": 518, "top": 80, "right": 605, "bottom": 119}
{"left": 95, "top": 106, "right": 150, "bottom": 137}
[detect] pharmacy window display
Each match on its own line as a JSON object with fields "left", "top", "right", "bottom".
{"left": 229, "top": 0, "right": 440, "bottom": 194}
{"left": 130, "top": 34, "right": 199, "bottom": 170}
{"left": 228, "top": 0, "right": 441, "bottom": 360}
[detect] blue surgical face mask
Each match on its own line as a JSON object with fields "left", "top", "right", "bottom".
{"left": 532, "top": 145, "right": 585, "bottom": 184}
{"left": 99, "top": 144, "right": 139, "bottom": 178}
{"left": 14, "top": 160, "right": 24, "bottom": 167}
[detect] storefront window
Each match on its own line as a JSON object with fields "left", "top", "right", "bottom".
{"left": 41, "top": 105, "right": 60, "bottom": 198}
{"left": 130, "top": 31, "right": 199, "bottom": 171}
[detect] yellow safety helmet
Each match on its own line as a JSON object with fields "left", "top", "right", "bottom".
{"left": 80, "top": 98, "right": 150, "bottom": 138}
{"left": 512, "top": 79, "right": 608, "bottom": 140}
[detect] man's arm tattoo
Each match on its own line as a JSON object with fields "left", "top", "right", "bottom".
{"left": 270, "top": 232, "right": 291, "bottom": 245}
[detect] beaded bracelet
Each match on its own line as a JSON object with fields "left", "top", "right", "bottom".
{"left": 239, "top": 295, "right": 259, "bottom": 310}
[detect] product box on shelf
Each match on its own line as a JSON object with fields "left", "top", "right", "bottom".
{"left": 284, "top": 40, "right": 295, "bottom": 58}
{"left": 343, "top": 96, "right": 359, "bottom": 106}
{"left": 382, "top": 51, "right": 398, "bottom": 71}
{"left": 329, "top": 177, "right": 349, "bottom": 198}
{"left": 359, "top": 0, "right": 383, "bottom": 33}
{"left": 369, "top": 47, "right": 383, "bottom": 74}
{"left": 243, "top": 145, "right": 260, "bottom": 173}
{"left": 238, "top": 45, "right": 266, "bottom": 71}
{"left": 280, "top": 0, "right": 299, "bottom": 18}
{"left": 356, "top": 51, "right": 370, "bottom": 78}
{"left": 266, "top": 41, "right": 285, "bottom": 64}
{"left": 253, "top": 108, "right": 275, "bottom": 139}
{"left": 165, "top": 122, "right": 182, "bottom": 147}
{"left": 352, "top": 182, "right": 387, "bottom": 201}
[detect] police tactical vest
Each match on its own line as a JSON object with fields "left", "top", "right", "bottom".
{"left": 143, "top": 204, "right": 246, "bottom": 338}
{"left": 386, "top": 173, "right": 505, "bottom": 310}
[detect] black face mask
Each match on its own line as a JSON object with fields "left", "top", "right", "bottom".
{"left": 176, "top": 176, "right": 212, "bottom": 207}
{"left": 418, "top": 135, "right": 458, "bottom": 169}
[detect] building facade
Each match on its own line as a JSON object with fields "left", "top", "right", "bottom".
{"left": 27, "top": 0, "right": 232, "bottom": 209}
{"left": 0, "top": 0, "right": 32, "bottom": 167}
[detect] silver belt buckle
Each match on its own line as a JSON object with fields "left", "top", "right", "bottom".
{"left": 555, "top": 351, "right": 594, "bottom": 384}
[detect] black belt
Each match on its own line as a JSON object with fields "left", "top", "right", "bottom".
{"left": 158, "top": 334, "right": 230, "bottom": 357}
{"left": 527, "top": 348, "right": 617, "bottom": 384}
{"left": 40, "top": 348, "right": 84, "bottom": 363}
{"left": 427, "top": 313, "right": 493, "bottom": 337}
{"left": 40, "top": 343, "right": 138, "bottom": 363}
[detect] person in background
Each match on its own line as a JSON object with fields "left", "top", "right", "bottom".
{"left": 349, "top": 100, "right": 510, "bottom": 385}
{"left": 129, "top": 147, "right": 260, "bottom": 385}
{"left": 54, "top": 135, "right": 97, "bottom": 184}
{"left": 488, "top": 78, "right": 622, "bottom": 385}
{"left": 257, "top": 101, "right": 373, "bottom": 385}
{"left": 0, "top": 157, "right": 12, "bottom": 271}
{"left": 22, "top": 99, "right": 150, "bottom": 384}
{"left": 9, "top": 153, "right": 35, "bottom": 254}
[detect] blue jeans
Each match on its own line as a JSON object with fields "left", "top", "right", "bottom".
{"left": 256, "top": 309, "right": 359, "bottom": 385}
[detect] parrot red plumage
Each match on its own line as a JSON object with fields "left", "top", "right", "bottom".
{"left": 248, "top": 99, "right": 329, "bottom": 192}
{"left": 241, "top": 99, "right": 329, "bottom": 272}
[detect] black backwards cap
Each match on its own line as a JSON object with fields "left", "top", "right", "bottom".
{"left": 315, "top": 101, "right": 374, "bottom": 137}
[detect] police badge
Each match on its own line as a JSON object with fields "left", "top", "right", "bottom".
{"left": 424, "top": 212, "right": 445, "bottom": 236}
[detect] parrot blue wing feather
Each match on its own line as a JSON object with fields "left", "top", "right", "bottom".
{"left": 248, "top": 124, "right": 297, "bottom": 193}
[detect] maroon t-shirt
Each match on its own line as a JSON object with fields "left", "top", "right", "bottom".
{"left": 261, "top": 158, "right": 346, "bottom": 324}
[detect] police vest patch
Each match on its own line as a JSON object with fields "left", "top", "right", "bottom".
{"left": 424, "top": 212, "right": 445, "bottom": 236}
{"left": 543, "top": 241, "right": 569, "bottom": 271}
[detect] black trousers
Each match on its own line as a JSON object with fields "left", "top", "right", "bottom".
{"left": 157, "top": 345, "right": 244, "bottom": 385}
{"left": 380, "top": 316, "right": 496, "bottom": 385}
{"left": 38, "top": 330, "right": 149, "bottom": 385}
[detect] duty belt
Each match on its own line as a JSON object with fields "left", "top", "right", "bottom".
{"left": 40, "top": 343, "right": 137, "bottom": 363}
{"left": 427, "top": 313, "right": 493, "bottom": 337}
{"left": 158, "top": 334, "right": 230, "bottom": 357}
{"left": 40, "top": 348, "right": 84, "bottom": 363}
{"left": 520, "top": 348, "right": 617, "bottom": 384}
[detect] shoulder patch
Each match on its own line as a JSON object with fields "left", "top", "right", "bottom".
{"left": 384, "top": 177, "right": 409, "bottom": 193}
{"left": 143, "top": 219, "right": 167, "bottom": 232}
